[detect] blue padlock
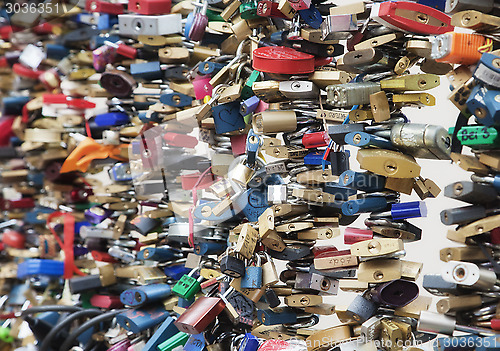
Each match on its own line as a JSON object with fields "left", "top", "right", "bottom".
{"left": 298, "top": 4, "right": 322, "bottom": 29}
{"left": 160, "top": 92, "right": 193, "bottom": 107}
{"left": 339, "top": 170, "right": 386, "bottom": 192}
{"left": 94, "top": 112, "right": 129, "bottom": 126}
{"left": 345, "top": 131, "right": 394, "bottom": 150}
{"left": 120, "top": 283, "right": 172, "bottom": 307}
{"left": 194, "top": 242, "right": 226, "bottom": 255}
{"left": 233, "top": 188, "right": 269, "bottom": 222}
{"left": 417, "top": 0, "right": 446, "bottom": 11}
{"left": 2, "top": 96, "right": 30, "bottom": 115}
{"left": 239, "top": 333, "right": 259, "bottom": 351}
{"left": 341, "top": 196, "right": 388, "bottom": 216}
{"left": 198, "top": 61, "right": 225, "bottom": 75}
{"left": 164, "top": 264, "right": 191, "bottom": 280}
{"left": 17, "top": 259, "right": 65, "bottom": 279}
{"left": 130, "top": 61, "right": 163, "bottom": 80}
{"left": 304, "top": 151, "right": 330, "bottom": 166}
{"left": 109, "top": 163, "right": 133, "bottom": 182}
{"left": 241, "top": 255, "right": 263, "bottom": 289}
{"left": 137, "top": 247, "right": 181, "bottom": 261}
{"left": 184, "top": 333, "right": 205, "bottom": 351}
{"left": 45, "top": 44, "right": 70, "bottom": 60}
{"left": 142, "top": 317, "right": 180, "bottom": 351}
{"left": 212, "top": 101, "right": 246, "bottom": 134}
{"left": 391, "top": 201, "right": 427, "bottom": 220}
{"left": 324, "top": 182, "right": 357, "bottom": 201}
{"left": 116, "top": 306, "right": 169, "bottom": 333}
{"left": 246, "top": 129, "right": 261, "bottom": 166}
{"left": 257, "top": 308, "right": 297, "bottom": 325}
{"left": 466, "top": 85, "right": 500, "bottom": 126}
{"left": 474, "top": 52, "right": 500, "bottom": 89}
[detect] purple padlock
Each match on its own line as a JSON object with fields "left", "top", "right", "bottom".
{"left": 92, "top": 44, "right": 116, "bottom": 72}
{"left": 370, "top": 279, "right": 419, "bottom": 308}
{"left": 188, "top": 0, "right": 208, "bottom": 41}
{"left": 107, "top": 339, "right": 130, "bottom": 351}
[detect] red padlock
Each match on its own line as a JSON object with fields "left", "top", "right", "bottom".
{"left": 164, "top": 132, "right": 198, "bottom": 148}
{"left": 181, "top": 172, "right": 214, "bottom": 190}
{"left": 344, "top": 227, "right": 373, "bottom": 245}
{"left": 491, "top": 227, "right": 500, "bottom": 245}
{"left": 370, "top": 1, "right": 453, "bottom": 35}
{"left": 312, "top": 245, "right": 337, "bottom": 257}
{"left": 2, "top": 230, "right": 26, "bottom": 249}
{"left": 230, "top": 134, "right": 247, "bottom": 156}
{"left": 128, "top": 0, "right": 171, "bottom": 15}
{"left": 287, "top": 0, "right": 310, "bottom": 11}
{"left": 90, "top": 294, "right": 124, "bottom": 309}
{"left": 12, "top": 63, "right": 43, "bottom": 80}
{"left": 252, "top": 46, "right": 315, "bottom": 74}
{"left": 257, "top": 1, "right": 288, "bottom": 18}
{"left": 2, "top": 198, "right": 35, "bottom": 210}
{"left": 85, "top": 0, "right": 124, "bottom": 14}
{"left": 174, "top": 296, "right": 226, "bottom": 334}
{"left": 91, "top": 251, "right": 118, "bottom": 263}
{"left": 302, "top": 131, "right": 330, "bottom": 149}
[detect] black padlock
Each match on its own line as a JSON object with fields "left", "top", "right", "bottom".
{"left": 264, "top": 288, "right": 281, "bottom": 308}
{"left": 219, "top": 254, "right": 246, "bottom": 278}
{"left": 330, "top": 151, "right": 350, "bottom": 176}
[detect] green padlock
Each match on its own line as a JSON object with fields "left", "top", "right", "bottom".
{"left": 172, "top": 269, "right": 202, "bottom": 300}
{"left": 157, "top": 331, "right": 189, "bottom": 351}
{"left": 453, "top": 126, "right": 500, "bottom": 149}
{"left": 0, "top": 327, "right": 14, "bottom": 343}
{"left": 241, "top": 70, "right": 262, "bottom": 100}
{"left": 206, "top": 9, "right": 225, "bottom": 22}
{"left": 239, "top": 0, "right": 260, "bottom": 19}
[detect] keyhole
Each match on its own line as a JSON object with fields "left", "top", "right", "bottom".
{"left": 384, "top": 160, "right": 398, "bottom": 174}
{"left": 416, "top": 13, "right": 429, "bottom": 23}
{"left": 373, "top": 271, "right": 384, "bottom": 280}
{"left": 353, "top": 133, "right": 362, "bottom": 144}
{"left": 300, "top": 296, "right": 309, "bottom": 305}
{"left": 367, "top": 240, "right": 381, "bottom": 254}
{"left": 453, "top": 183, "right": 463, "bottom": 195}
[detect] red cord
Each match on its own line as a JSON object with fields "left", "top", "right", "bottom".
{"left": 47, "top": 212, "right": 85, "bottom": 279}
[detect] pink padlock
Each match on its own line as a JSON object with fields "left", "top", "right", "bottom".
{"left": 193, "top": 75, "right": 213, "bottom": 100}
{"left": 344, "top": 227, "right": 374, "bottom": 245}
{"left": 164, "top": 132, "right": 198, "bottom": 148}
{"left": 254, "top": 100, "right": 269, "bottom": 113}
{"left": 230, "top": 134, "right": 247, "bottom": 156}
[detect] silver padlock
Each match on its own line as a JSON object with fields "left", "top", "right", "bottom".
{"left": 278, "top": 81, "right": 319, "bottom": 99}
{"left": 441, "top": 261, "right": 499, "bottom": 291}
{"left": 309, "top": 273, "right": 339, "bottom": 295}
{"left": 118, "top": 14, "right": 183, "bottom": 36}
{"left": 360, "top": 316, "right": 383, "bottom": 342}
{"left": 383, "top": 123, "right": 452, "bottom": 160}
{"left": 346, "top": 295, "right": 377, "bottom": 323}
{"left": 326, "top": 82, "right": 381, "bottom": 107}
{"left": 267, "top": 184, "right": 287, "bottom": 204}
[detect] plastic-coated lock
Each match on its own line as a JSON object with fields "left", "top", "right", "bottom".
{"left": 212, "top": 101, "right": 246, "bottom": 134}
{"left": 116, "top": 306, "right": 169, "bottom": 333}
{"left": 94, "top": 112, "right": 129, "bottom": 127}
{"left": 341, "top": 197, "right": 388, "bottom": 216}
{"left": 344, "top": 227, "right": 373, "bottom": 245}
{"left": 194, "top": 242, "right": 225, "bottom": 256}
{"left": 17, "top": 259, "right": 64, "bottom": 279}
{"left": 474, "top": 52, "right": 500, "bottom": 89}
{"left": 172, "top": 270, "right": 203, "bottom": 300}
{"left": 370, "top": 279, "right": 419, "bottom": 307}
{"left": 130, "top": 215, "right": 161, "bottom": 235}
{"left": 252, "top": 46, "right": 315, "bottom": 74}
{"left": 174, "top": 296, "right": 226, "bottom": 334}
{"left": 440, "top": 205, "right": 486, "bottom": 225}
{"left": 443, "top": 181, "right": 497, "bottom": 204}
{"left": 370, "top": 1, "right": 453, "bottom": 35}
{"left": 298, "top": 4, "right": 323, "bottom": 29}
{"left": 220, "top": 254, "right": 246, "bottom": 278}
{"left": 138, "top": 246, "right": 177, "bottom": 262}
{"left": 391, "top": 201, "right": 427, "bottom": 220}
{"left": 339, "top": 170, "right": 386, "bottom": 192}
{"left": 157, "top": 332, "right": 189, "bottom": 351}
{"left": 129, "top": 0, "right": 171, "bottom": 15}
{"left": 241, "top": 255, "right": 263, "bottom": 289}
{"left": 120, "top": 283, "right": 172, "bottom": 306}
{"left": 160, "top": 92, "right": 193, "bottom": 107}
{"left": 466, "top": 85, "right": 500, "bottom": 127}
{"left": 346, "top": 295, "right": 378, "bottom": 323}
{"left": 455, "top": 126, "right": 500, "bottom": 149}
{"left": 240, "top": 96, "right": 260, "bottom": 116}
{"left": 142, "top": 317, "right": 179, "bottom": 351}
{"left": 257, "top": 308, "right": 297, "bottom": 325}
{"left": 345, "top": 131, "right": 394, "bottom": 150}
{"left": 329, "top": 151, "right": 351, "bottom": 176}
{"left": 302, "top": 131, "right": 330, "bottom": 149}
{"left": 324, "top": 183, "right": 357, "bottom": 201}
{"left": 100, "top": 70, "right": 137, "bottom": 97}
{"left": 198, "top": 61, "right": 225, "bottom": 75}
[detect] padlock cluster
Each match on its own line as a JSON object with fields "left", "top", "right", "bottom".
{"left": 417, "top": 0, "right": 500, "bottom": 345}
{"left": 1, "top": 0, "right": 500, "bottom": 350}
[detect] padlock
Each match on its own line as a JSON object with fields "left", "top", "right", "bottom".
{"left": 241, "top": 254, "right": 263, "bottom": 289}
{"left": 441, "top": 260, "right": 497, "bottom": 290}
{"left": 257, "top": 308, "right": 297, "bottom": 325}
{"left": 235, "top": 223, "right": 258, "bottom": 259}
{"left": 346, "top": 295, "right": 378, "bottom": 323}
{"left": 174, "top": 295, "right": 226, "bottom": 334}
{"left": 220, "top": 250, "right": 246, "bottom": 278}
{"left": 120, "top": 283, "right": 172, "bottom": 307}
{"left": 370, "top": 279, "right": 419, "bottom": 307}
{"left": 260, "top": 251, "right": 279, "bottom": 286}
{"left": 172, "top": 268, "right": 204, "bottom": 300}
{"left": 326, "top": 82, "right": 381, "bottom": 107}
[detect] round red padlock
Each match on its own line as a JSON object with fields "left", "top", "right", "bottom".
{"left": 2, "top": 230, "right": 26, "bottom": 249}
{"left": 258, "top": 339, "right": 291, "bottom": 351}
{"left": 252, "top": 46, "right": 315, "bottom": 74}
